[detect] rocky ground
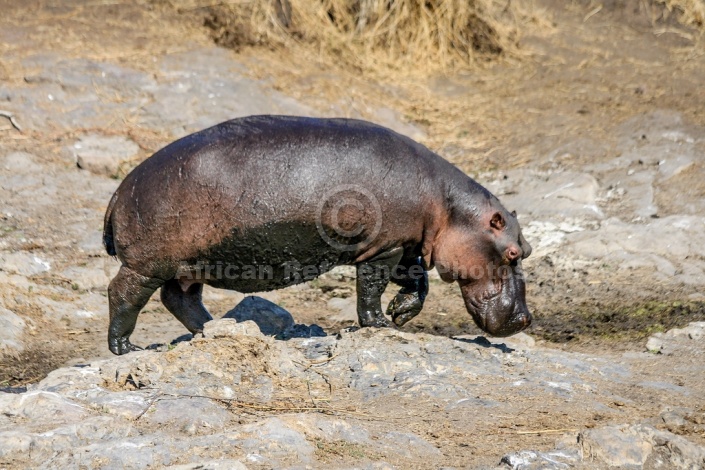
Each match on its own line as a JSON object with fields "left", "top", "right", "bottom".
{"left": 1, "top": 0, "right": 705, "bottom": 468}
{"left": 2, "top": 311, "right": 705, "bottom": 469}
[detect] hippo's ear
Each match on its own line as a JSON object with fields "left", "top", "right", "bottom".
{"left": 511, "top": 210, "right": 517, "bottom": 217}
{"left": 490, "top": 212, "right": 505, "bottom": 230}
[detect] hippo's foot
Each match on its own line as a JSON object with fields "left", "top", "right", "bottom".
{"left": 359, "top": 315, "right": 398, "bottom": 329}
{"left": 108, "top": 266, "right": 163, "bottom": 355}
{"left": 356, "top": 248, "right": 404, "bottom": 330}
{"left": 368, "top": 321, "right": 398, "bottom": 329}
{"left": 160, "top": 279, "right": 213, "bottom": 334}
{"left": 109, "top": 337, "right": 143, "bottom": 356}
{"left": 387, "top": 257, "right": 428, "bottom": 326}
{"left": 387, "top": 290, "right": 424, "bottom": 327}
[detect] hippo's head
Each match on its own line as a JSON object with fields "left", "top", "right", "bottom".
{"left": 432, "top": 198, "right": 532, "bottom": 337}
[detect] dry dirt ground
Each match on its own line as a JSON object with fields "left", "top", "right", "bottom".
{"left": 1, "top": 0, "right": 705, "bottom": 468}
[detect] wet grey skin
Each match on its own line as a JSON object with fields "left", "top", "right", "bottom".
{"left": 103, "top": 115, "right": 532, "bottom": 355}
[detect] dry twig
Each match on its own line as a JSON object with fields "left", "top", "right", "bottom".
{"left": 514, "top": 428, "right": 579, "bottom": 435}
{"left": 0, "top": 110, "right": 22, "bottom": 132}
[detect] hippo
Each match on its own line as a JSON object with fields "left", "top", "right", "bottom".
{"left": 103, "top": 115, "right": 532, "bottom": 355}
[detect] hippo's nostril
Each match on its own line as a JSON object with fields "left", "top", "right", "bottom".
{"left": 506, "top": 247, "right": 519, "bottom": 261}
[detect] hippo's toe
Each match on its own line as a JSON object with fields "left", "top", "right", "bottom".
{"left": 387, "top": 291, "right": 424, "bottom": 326}
{"left": 109, "top": 337, "right": 144, "bottom": 356}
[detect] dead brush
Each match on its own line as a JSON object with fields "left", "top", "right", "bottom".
{"left": 655, "top": 0, "right": 705, "bottom": 29}
{"left": 201, "top": 0, "right": 527, "bottom": 74}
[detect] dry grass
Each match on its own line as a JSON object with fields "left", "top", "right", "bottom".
{"left": 184, "top": 0, "right": 544, "bottom": 75}
{"left": 656, "top": 0, "right": 705, "bottom": 30}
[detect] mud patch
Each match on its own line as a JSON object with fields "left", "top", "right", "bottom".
{"left": 0, "top": 345, "right": 73, "bottom": 388}
{"left": 534, "top": 300, "right": 705, "bottom": 344}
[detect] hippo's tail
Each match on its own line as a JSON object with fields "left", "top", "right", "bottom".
{"left": 103, "top": 191, "right": 119, "bottom": 257}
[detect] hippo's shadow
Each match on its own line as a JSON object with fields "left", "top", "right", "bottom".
{"left": 170, "top": 333, "right": 194, "bottom": 344}
{"left": 152, "top": 330, "right": 515, "bottom": 351}
{"left": 453, "top": 336, "right": 515, "bottom": 354}
{"left": 222, "top": 295, "right": 327, "bottom": 340}
{"left": 146, "top": 334, "right": 194, "bottom": 351}
{"left": 147, "top": 323, "right": 326, "bottom": 350}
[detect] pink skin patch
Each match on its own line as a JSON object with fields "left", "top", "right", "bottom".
{"left": 177, "top": 275, "right": 199, "bottom": 292}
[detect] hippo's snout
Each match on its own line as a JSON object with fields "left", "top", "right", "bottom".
{"left": 460, "top": 263, "right": 531, "bottom": 338}
{"left": 481, "top": 304, "right": 531, "bottom": 337}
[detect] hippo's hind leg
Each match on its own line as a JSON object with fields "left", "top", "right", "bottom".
{"left": 108, "top": 266, "right": 164, "bottom": 355}
{"left": 356, "top": 248, "right": 404, "bottom": 328}
{"left": 386, "top": 256, "right": 429, "bottom": 326}
{"left": 160, "top": 280, "right": 213, "bottom": 336}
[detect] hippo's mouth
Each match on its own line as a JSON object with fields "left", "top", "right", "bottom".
{"left": 466, "top": 286, "right": 501, "bottom": 331}
{"left": 459, "top": 269, "right": 531, "bottom": 337}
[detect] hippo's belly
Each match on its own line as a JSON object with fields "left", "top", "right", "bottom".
{"left": 178, "top": 222, "right": 357, "bottom": 292}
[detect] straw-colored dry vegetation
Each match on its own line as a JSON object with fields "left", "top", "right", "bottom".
{"left": 190, "top": 0, "right": 542, "bottom": 74}
{"left": 158, "top": 0, "right": 705, "bottom": 78}
{"left": 657, "top": 0, "right": 705, "bottom": 29}
{"left": 146, "top": 0, "right": 705, "bottom": 168}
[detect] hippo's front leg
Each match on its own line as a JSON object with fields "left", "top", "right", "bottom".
{"left": 387, "top": 256, "right": 428, "bottom": 326}
{"left": 356, "top": 248, "right": 404, "bottom": 328}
